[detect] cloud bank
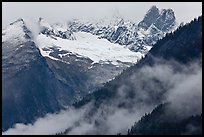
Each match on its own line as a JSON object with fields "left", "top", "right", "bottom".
{"left": 3, "top": 60, "right": 202, "bottom": 135}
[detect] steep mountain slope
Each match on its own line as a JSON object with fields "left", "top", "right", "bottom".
{"left": 63, "top": 16, "right": 202, "bottom": 135}
{"left": 127, "top": 103, "right": 202, "bottom": 135}
{"left": 74, "top": 16, "right": 202, "bottom": 110}
{"left": 36, "top": 18, "right": 142, "bottom": 96}
{"left": 126, "top": 17, "right": 203, "bottom": 134}
{"left": 2, "top": 17, "right": 142, "bottom": 132}
{"left": 2, "top": 19, "right": 76, "bottom": 131}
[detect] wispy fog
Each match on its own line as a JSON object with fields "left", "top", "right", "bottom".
{"left": 3, "top": 59, "right": 202, "bottom": 135}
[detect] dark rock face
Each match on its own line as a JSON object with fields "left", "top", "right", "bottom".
{"left": 44, "top": 47, "right": 127, "bottom": 101}
{"left": 2, "top": 19, "right": 75, "bottom": 131}
{"left": 138, "top": 6, "right": 160, "bottom": 30}
{"left": 154, "top": 9, "right": 176, "bottom": 32}
{"left": 138, "top": 6, "right": 176, "bottom": 32}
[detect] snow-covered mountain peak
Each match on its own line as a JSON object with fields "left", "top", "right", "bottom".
{"left": 160, "top": 8, "right": 174, "bottom": 16}
{"left": 138, "top": 6, "right": 160, "bottom": 29}
{"left": 138, "top": 6, "right": 176, "bottom": 32}
{"left": 147, "top": 5, "right": 159, "bottom": 15}
{"left": 2, "top": 5, "right": 178, "bottom": 69}
{"left": 2, "top": 18, "right": 44, "bottom": 73}
{"left": 9, "top": 18, "right": 25, "bottom": 25}
{"left": 2, "top": 18, "right": 32, "bottom": 43}
{"left": 71, "top": 11, "right": 126, "bottom": 28}
{"left": 52, "top": 22, "right": 69, "bottom": 32}
{"left": 38, "top": 17, "right": 53, "bottom": 31}
{"left": 38, "top": 18, "right": 76, "bottom": 40}
{"left": 111, "top": 11, "right": 125, "bottom": 26}
{"left": 66, "top": 6, "right": 178, "bottom": 55}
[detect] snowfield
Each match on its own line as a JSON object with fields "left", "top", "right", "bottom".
{"left": 36, "top": 32, "right": 143, "bottom": 65}
{"left": 2, "top": 19, "right": 27, "bottom": 44}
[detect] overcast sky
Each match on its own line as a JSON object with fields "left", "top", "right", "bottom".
{"left": 2, "top": 2, "right": 202, "bottom": 28}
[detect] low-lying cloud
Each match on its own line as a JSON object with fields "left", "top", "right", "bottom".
{"left": 3, "top": 60, "right": 202, "bottom": 135}
{"left": 2, "top": 104, "right": 91, "bottom": 135}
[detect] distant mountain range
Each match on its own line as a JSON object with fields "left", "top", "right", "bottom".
{"left": 68, "top": 5, "right": 177, "bottom": 54}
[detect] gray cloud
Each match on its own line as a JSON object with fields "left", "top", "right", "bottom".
{"left": 2, "top": 2, "right": 202, "bottom": 28}
{"left": 166, "top": 64, "right": 202, "bottom": 118}
{"left": 3, "top": 59, "right": 202, "bottom": 135}
{"left": 2, "top": 102, "right": 94, "bottom": 135}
